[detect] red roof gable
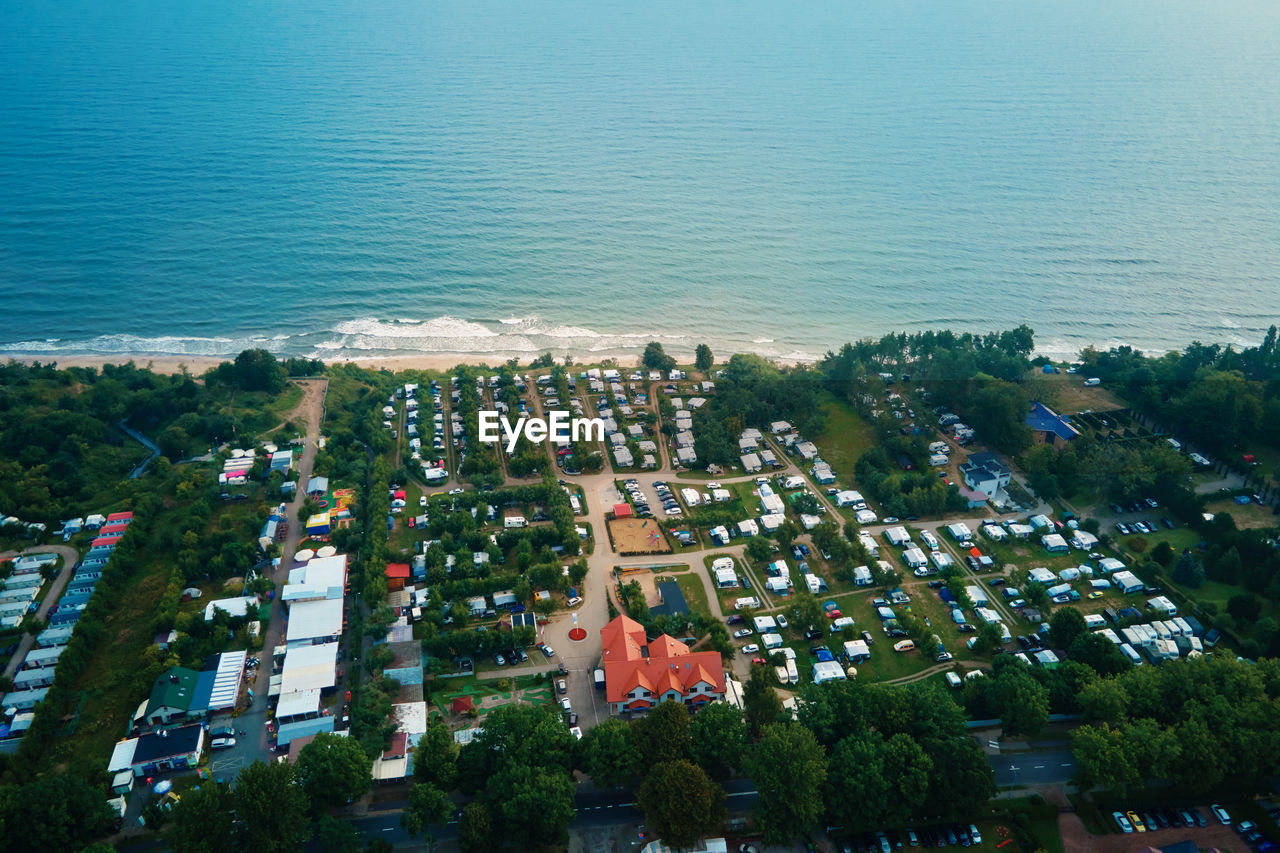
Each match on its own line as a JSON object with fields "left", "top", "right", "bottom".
{"left": 383, "top": 731, "right": 408, "bottom": 759}
{"left": 613, "top": 503, "right": 632, "bottom": 519}
{"left": 384, "top": 563, "right": 411, "bottom": 579}
{"left": 106, "top": 512, "right": 133, "bottom": 522}
{"left": 599, "top": 615, "right": 725, "bottom": 706}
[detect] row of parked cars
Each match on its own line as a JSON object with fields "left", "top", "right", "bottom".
{"left": 840, "top": 823, "right": 983, "bottom": 851}
{"left": 1115, "top": 518, "right": 1175, "bottom": 535}
{"left": 1112, "top": 803, "right": 1275, "bottom": 849}
{"left": 491, "top": 642, "right": 555, "bottom": 668}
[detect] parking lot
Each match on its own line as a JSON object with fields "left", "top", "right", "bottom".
{"left": 619, "top": 478, "right": 683, "bottom": 520}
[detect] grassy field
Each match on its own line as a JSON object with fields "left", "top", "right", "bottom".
{"left": 654, "top": 568, "right": 712, "bottom": 620}
{"left": 810, "top": 393, "right": 877, "bottom": 488}
{"left": 1203, "top": 497, "right": 1280, "bottom": 530}
{"left": 1029, "top": 371, "right": 1127, "bottom": 414}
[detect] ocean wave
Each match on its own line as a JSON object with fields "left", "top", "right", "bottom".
{"left": 332, "top": 316, "right": 499, "bottom": 339}
{"left": 0, "top": 333, "right": 278, "bottom": 357}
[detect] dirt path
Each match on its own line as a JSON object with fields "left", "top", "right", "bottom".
{"left": 253, "top": 378, "right": 327, "bottom": 441}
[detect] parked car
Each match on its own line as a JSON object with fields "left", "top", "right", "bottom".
{"left": 556, "top": 679, "right": 567, "bottom": 694}
{"left": 493, "top": 653, "right": 506, "bottom": 666}
{"left": 1126, "top": 810, "right": 1144, "bottom": 832}
{"left": 211, "top": 737, "right": 237, "bottom": 750}
{"left": 734, "top": 628, "right": 753, "bottom": 639}
{"left": 1211, "top": 804, "right": 1231, "bottom": 825}
{"left": 1112, "top": 812, "right": 1133, "bottom": 833}
{"left": 741, "top": 644, "right": 760, "bottom": 654}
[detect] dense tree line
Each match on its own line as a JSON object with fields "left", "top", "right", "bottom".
{"left": 1079, "top": 327, "right": 1280, "bottom": 458}
{"left": 0, "top": 357, "right": 303, "bottom": 521}
{"left": 1070, "top": 655, "right": 1280, "bottom": 796}
{"left": 691, "top": 354, "right": 824, "bottom": 467}
{"left": 820, "top": 327, "right": 1081, "bottom": 456}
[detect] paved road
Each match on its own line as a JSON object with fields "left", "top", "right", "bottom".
{"left": 992, "top": 748, "right": 1076, "bottom": 787}
{"left": 118, "top": 420, "right": 162, "bottom": 479}
{"left": 1, "top": 544, "right": 81, "bottom": 680}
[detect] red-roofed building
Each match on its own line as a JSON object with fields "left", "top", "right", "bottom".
{"left": 612, "top": 503, "right": 632, "bottom": 519}
{"left": 106, "top": 512, "right": 133, "bottom": 524}
{"left": 384, "top": 563, "right": 411, "bottom": 591}
{"left": 600, "top": 614, "right": 726, "bottom": 714}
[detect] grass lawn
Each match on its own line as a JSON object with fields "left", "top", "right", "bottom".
{"left": 810, "top": 393, "right": 877, "bottom": 488}
{"left": 59, "top": 552, "right": 173, "bottom": 772}
{"left": 702, "top": 553, "right": 751, "bottom": 612}
{"left": 1203, "top": 497, "right": 1280, "bottom": 531}
{"left": 652, "top": 568, "right": 711, "bottom": 620}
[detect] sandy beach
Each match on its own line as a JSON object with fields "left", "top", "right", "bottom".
{"left": 3, "top": 352, "right": 678, "bottom": 376}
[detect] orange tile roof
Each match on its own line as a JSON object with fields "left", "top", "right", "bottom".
{"left": 599, "top": 615, "right": 725, "bottom": 706}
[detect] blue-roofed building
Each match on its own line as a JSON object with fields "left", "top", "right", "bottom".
{"left": 276, "top": 716, "right": 335, "bottom": 746}
{"left": 1026, "top": 402, "right": 1080, "bottom": 448}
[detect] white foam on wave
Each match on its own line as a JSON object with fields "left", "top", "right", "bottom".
{"left": 332, "top": 316, "right": 499, "bottom": 339}
{"left": 0, "top": 333, "right": 272, "bottom": 356}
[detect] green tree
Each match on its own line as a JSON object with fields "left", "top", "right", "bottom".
{"left": 695, "top": 344, "right": 714, "bottom": 372}
{"left": 1077, "top": 678, "right": 1128, "bottom": 725}
{"left": 745, "top": 724, "right": 827, "bottom": 846}
{"left": 402, "top": 783, "right": 452, "bottom": 840}
{"left": 972, "top": 620, "right": 1005, "bottom": 655}
{"left": 457, "top": 802, "right": 497, "bottom": 853}
{"left": 637, "top": 760, "right": 726, "bottom": 850}
{"left": 578, "top": 717, "right": 640, "bottom": 788}
{"left": 315, "top": 814, "right": 363, "bottom": 853}
{"left": 1171, "top": 552, "right": 1205, "bottom": 588}
{"left": 167, "top": 781, "right": 235, "bottom": 853}
{"left": 1072, "top": 724, "right": 1142, "bottom": 795}
{"left": 1068, "top": 632, "right": 1131, "bottom": 676}
{"left": 0, "top": 774, "right": 119, "bottom": 853}
{"left": 1048, "top": 607, "right": 1087, "bottom": 649}
{"left": 234, "top": 760, "right": 312, "bottom": 853}
{"left": 744, "top": 667, "right": 783, "bottom": 735}
{"left": 631, "top": 699, "right": 691, "bottom": 766}
{"left": 966, "top": 381, "right": 1032, "bottom": 455}
{"left": 414, "top": 723, "right": 459, "bottom": 790}
{"left": 744, "top": 537, "right": 773, "bottom": 564}
{"left": 231, "top": 348, "right": 288, "bottom": 393}
{"left": 484, "top": 765, "right": 575, "bottom": 848}
{"left": 689, "top": 700, "right": 748, "bottom": 779}
{"left": 296, "top": 732, "right": 373, "bottom": 812}
{"left": 642, "top": 342, "right": 677, "bottom": 373}
{"left": 787, "top": 591, "right": 825, "bottom": 635}
{"left": 990, "top": 668, "right": 1050, "bottom": 737}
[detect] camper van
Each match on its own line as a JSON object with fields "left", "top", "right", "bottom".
{"left": 503, "top": 516, "right": 528, "bottom": 529}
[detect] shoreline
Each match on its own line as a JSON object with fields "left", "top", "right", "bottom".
{"left": 4, "top": 352, "right": 819, "bottom": 376}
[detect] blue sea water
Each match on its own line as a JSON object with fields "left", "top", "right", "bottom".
{"left": 1, "top": 0, "right": 1278, "bottom": 363}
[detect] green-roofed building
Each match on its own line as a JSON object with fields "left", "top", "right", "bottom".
{"left": 138, "top": 666, "right": 215, "bottom": 728}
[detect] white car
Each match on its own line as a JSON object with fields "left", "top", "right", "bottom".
{"left": 419, "top": 495, "right": 427, "bottom": 507}
{"left": 776, "top": 615, "right": 789, "bottom": 629}
{"left": 733, "top": 628, "right": 753, "bottom": 638}
{"left": 568, "top": 726, "right": 583, "bottom": 740}
{"left": 560, "top": 698, "right": 572, "bottom": 713}
{"left": 448, "top": 487, "right": 464, "bottom": 495}
{"left": 210, "top": 737, "right": 237, "bottom": 750}
{"left": 741, "top": 644, "right": 760, "bottom": 654}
